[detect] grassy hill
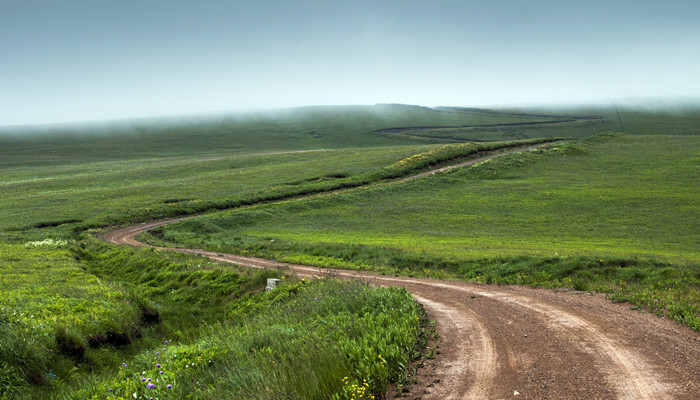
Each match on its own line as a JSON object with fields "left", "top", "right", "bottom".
{"left": 1, "top": 103, "right": 698, "bottom": 398}
{"left": 151, "top": 133, "right": 698, "bottom": 262}
{"left": 143, "top": 132, "right": 700, "bottom": 332}
{"left": 0, "top": 103, "right": 610, "bottom": 166}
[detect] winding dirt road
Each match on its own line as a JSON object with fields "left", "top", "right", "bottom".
{"left": 103, "top": 145, "right": 699, "bottom": 399}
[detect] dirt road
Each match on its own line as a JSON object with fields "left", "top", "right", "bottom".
{"left": 103, "top": 145, "right": 699, "bottom": 399}
{"left": 104, "top": 229, "right": 700, "bottom": 399}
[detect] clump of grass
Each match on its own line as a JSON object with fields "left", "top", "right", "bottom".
{"left": 0, "top": 322, "right": 54, "bottom": 396}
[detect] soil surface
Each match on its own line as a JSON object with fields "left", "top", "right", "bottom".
{"left": 103, "top": 145, "right": 699, "bottom": 399}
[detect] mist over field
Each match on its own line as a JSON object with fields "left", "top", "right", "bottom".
{"left": 1, "top": 0, "right": 699, "bottom": 126}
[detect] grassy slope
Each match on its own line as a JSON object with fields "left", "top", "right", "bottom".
{"left": 155, "top": 134, "right": 699, "bottom": 262}
{"left": 0, "top": 104, "right": 578, "bottom": 164}
{"left": 1, "top": 145, "right": 453, "bottom": 240}
{"left": 3, "top": 104, "right": 690, "bottom": 241}
{"left": 2, "top": 104, "right": 587, "bottom": 240}
{"left": 2, "top": 104, "right": 694, "bottom": 167}
{"left": 1, "top": 238, "right": 428, "bottom": 399}
{"left": 147, "top": 133, "right": 700, "bottom": 330}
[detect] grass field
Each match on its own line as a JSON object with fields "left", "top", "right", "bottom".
{"left": 0, "top": 240, "right": 147, "bottom": 397}
{"left": 149, "top": 133, "right": 698, "bottom": 262}
{"left": 1, "top": 103, "right": 698, "bottom": 397}
{"left": 0, "top": 144, "right": 443, "bottom": 240}
{"left": 2, "top": 238, "right": 430, "bottom": 399}
{"left": 66, "top": 278, "right": 428, "bottom": 400}
{"left": 2, "top": 103, "right": 694, "bottom": 242}
{"left": 0, "top": 104, "right": 578, "bottom": 164}
{"left": 144, "top": 133, "right": 700, "bottom": 329}
{"left": 6, "top": 103, "right": 694, "bottom": 166}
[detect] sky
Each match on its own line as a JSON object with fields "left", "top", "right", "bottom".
{"left": 1, "top": 0, "right": 699, "bottom": 126}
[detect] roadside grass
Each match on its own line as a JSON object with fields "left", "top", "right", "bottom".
{"left": 0, "top": 240, "right": 427, "bottom": 399}
{"left": 0, "top": 238, "right": 281, "bottom": 398}
{"left": 458, "top": 256, "right": 699, "bottom": 330}
{"left": 143, "top": 134, "right": 700, "bottom": 330}
{"left": 50, "top": 278, "right": 428, "bottom": 400}
{"left": 71, "top": 240, "right": 286, "bottom": 326}
{"left": 0, "top": 242, "right": 148, "bottom": 397}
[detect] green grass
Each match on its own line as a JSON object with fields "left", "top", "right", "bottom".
{"left": 2, "top": 104, "right": 695, "bottom": 167}
{"left": 50, "top": 279, "right": 428, "bottom": 400}
{"left": 6, "top": 104, "right": 692, "bottom": 165}
{"left": 2, "top": 103, "right": 694, "bottom": 240}
{"left": 1, "top": 104, "right": 699, "bottom": 398}
{"left": 72, "top": 240, "right": 286, "bottom": 323}
{"left": 0, "top": 133, "right": 554, "bottom": 241}
{"left": 151, "top": 134, "right": 699, "bottom": 261}
{"left": 1, "top": 239, "right": 429, "bottom": 399}
{"left": 0, "top": 145, "right": 438, "bottom": 240}
{"left": 0, "top": 241, "right": 148, "bottom": 396}
{"left": 144, "top": 133, "right": 700, "bottom": 329}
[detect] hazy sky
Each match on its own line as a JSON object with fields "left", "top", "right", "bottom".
{"left": 1, "top": 0, "right": 699, "bottom": 126}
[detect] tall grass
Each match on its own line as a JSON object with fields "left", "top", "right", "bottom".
{"left": 58, "top": 279, "right": 428, "bottom": 400}
{"left": 2, "top": 241, "right": 431, "bottom": 398}
{"left": 0, "top": 242, "right": 147, "bottom": 397}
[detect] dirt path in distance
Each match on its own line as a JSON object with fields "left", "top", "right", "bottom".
{"left": 401, "top": 143, "right": 547, "bottom": 182}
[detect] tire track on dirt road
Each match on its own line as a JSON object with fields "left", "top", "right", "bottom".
{"left": 410, "top": 294, "right": 496, "bottom": 399}
{"left": 103, "top": 144, "right": 699, "bottom": 399}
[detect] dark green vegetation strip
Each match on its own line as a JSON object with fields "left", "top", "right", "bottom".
{"left": 144, "top": 134, "right": 700, "bottom": 331}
